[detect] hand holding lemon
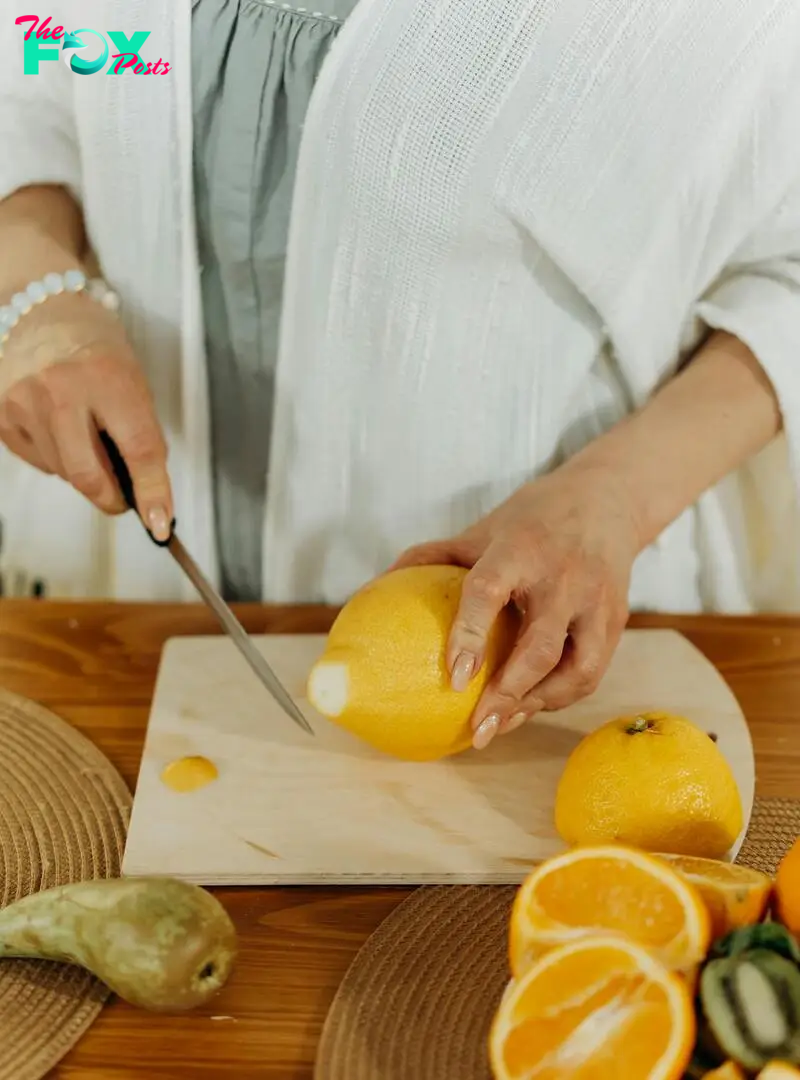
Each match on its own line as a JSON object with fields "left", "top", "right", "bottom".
{"left": 387, "top": 460, "right": 638, "bottom": 748}
{"left": 311, "top": 451, "right": 640, "bottom": 753}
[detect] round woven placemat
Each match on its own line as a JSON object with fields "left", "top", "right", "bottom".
{"left": 0, "top": 687, "right": 131, "bottom": 1080}
{"left": 316, "top": 796, "right": 800, "bottom": 1080}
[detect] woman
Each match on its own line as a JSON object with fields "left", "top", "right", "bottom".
{"left": 0, "top": 0, "right": 799, "bottom": 749}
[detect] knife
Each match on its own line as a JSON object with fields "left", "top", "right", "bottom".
{"left": 99, "top": 430, "right": 314, "bottom": 737}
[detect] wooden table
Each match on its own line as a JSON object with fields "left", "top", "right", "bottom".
{"left": 1, "top": 601, "right": 799, "bottom": 1079}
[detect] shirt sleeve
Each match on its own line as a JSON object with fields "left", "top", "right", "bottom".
{"left": 0, "top": 6, "right": 82, "bottom": 203}
{"left": 695, "top": 184, "right": 800, "bottom": 469}
{"left": 692, "top": 182, "right": 800, "bottom": 611}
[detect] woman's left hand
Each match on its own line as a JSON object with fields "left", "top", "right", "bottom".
{"left": 390, "top": 462, "right": 642, "bottom": 750}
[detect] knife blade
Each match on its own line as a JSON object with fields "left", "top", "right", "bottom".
{"left": 99, "top": 430, "right": 314, "bottom": 736}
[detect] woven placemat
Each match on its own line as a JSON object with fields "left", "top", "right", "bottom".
{"left": 0, "top": 687, "right": 131, "bottom": 1080}
{"left": 316, "top": 796, "right": 800, "bottom": 1080}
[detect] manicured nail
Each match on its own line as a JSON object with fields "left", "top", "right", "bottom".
{"left": 504, "top": 711, "right": 527, "bottom": 734}
{"left": 473, "top": 714, "right": 501, "bottom": 750}
{"left": 147, "top": 506, "right": 171, "bottom": 542}
{"left": 451, "top": 652, "right": 475, "bottom": 692}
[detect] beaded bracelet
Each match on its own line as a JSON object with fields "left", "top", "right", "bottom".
{"left": 0, "top": 270, "right": 121, "bottom": 358}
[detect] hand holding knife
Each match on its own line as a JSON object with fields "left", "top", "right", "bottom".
{"left": 99, "top": 430, "right": 314, "bottom": 737}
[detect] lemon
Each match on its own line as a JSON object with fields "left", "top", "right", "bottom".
{"left": 554, "top": 711, "right": 744, "bottom": 859}
{"left": 307, "top": 565, "right": 517, "bottom": 761}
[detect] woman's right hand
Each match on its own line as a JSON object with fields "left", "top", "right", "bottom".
{"left": 0, "top": 289, "right": 173, "bottom": 540}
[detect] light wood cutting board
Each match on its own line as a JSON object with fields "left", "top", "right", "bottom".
{"left": 122, "top": 629, "right": 755, "bottom": 885}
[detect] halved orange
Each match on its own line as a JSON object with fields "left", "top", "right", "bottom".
{"left": 509, "top": 844, "right": 711, "bottom": 978}
{"left": 757, "top": 1065, "right": 800, "bottom": 1079}
{"left": 703, "top": 1064, "right": 746, "bottom": 1079}
{"left": 656, "top": 853, "right": 772, "bottom": 939}
{"left": 490, "top": 934, "right": 695, "bottom": 1080}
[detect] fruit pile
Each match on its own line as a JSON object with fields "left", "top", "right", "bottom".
{"left": 489, "top": 841, "right": 800, "bottom": 1080}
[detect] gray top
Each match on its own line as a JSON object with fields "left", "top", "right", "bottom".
{"left": 192, "top": 0, "right": 358, "bottom": 600}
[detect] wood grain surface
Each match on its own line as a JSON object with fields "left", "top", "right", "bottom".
{"left": 0, "top": 600, "right": 798, "bottom": 1079}
{"left": 123, "top": 629, "right": 755, "bottom": 884}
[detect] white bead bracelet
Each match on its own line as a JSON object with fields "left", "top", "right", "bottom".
{"left": 0, "top": 270, "right": 121, "bottom": 358}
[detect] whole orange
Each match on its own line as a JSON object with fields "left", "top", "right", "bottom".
{"left": 775, "top": 837, "right": 800, "bottom": 937}
{"left": 554, "top": 711, "right": 744, "bottom": 859}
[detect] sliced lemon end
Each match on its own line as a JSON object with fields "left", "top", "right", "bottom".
{"left": 307, "top": 660, "right": 350, "bottom": 718}
{"left": 161, "top": 755, "right": 219, "bottom": 793}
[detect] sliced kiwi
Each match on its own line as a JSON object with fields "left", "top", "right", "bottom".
{"left": 711, "top": 922, "right": 800, "bottom": 964}
{"left": 700, "top": 949, "right": 800, "bottom": 1070}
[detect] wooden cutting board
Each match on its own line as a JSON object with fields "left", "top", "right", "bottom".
{"left": 122, "top": 629, "right": 755, "bottom": 885}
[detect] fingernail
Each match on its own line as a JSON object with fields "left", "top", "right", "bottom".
{"left": 147, "top": 506, "right": 171, "bottom": 541}
{"left": 504, "top": 711, "right": 527, "bottom": 734}
{"left": 451, "top": 652, "right": 475, "bottom": 692}
{"left": 473, "top": 714, "right": 501, "bottom": 750}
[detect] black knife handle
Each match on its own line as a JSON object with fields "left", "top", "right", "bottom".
{"left": 99, "top": 430, "right": 175, "bottom": 548}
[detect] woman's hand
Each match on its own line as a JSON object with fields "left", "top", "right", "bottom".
{"left": 0, "top": 291, "right": 173, "bottom": 539}
{"left": 391, "top": 463, "right": 641, "bottom": 749}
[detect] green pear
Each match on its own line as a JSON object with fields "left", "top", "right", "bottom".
{"left": 0, "top": 876, "right": 237, "bottom": 1011}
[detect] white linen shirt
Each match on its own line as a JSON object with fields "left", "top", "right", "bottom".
{"left": 1, "top": 0, "right": 799, "bottom": 610}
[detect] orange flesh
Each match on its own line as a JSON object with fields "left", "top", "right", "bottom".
{"left": 161, "top": 755, "right": 219, "bottom": 793}
{"left": 662, "top": 856, "right": 749, "bottom": 881}
{"left": 657, "top": 855, "right": 771, "bottom": 936}
{"left": 512, "top": 947, "right": 638, "bottom": 1013}
{"left": 535, "top": 858, "right": 687, "bottom": 947}
{"left": 503, "top": 967, "right": 673, "bottom": 1078}
{"left": 704, "top": 1064, "right": 745, "bottom": 1079}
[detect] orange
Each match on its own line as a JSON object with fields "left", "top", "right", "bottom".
{"left": 307, "top": 565, "right": 517, "bottom": 760}
{"left": 554, "top": 711, "right": 744, "bottom": 859}
{"left": 656, "top": 853, "right": 772, "bottom": 939}
{"left": 703, "top": 1064, "right": 746, "bottom": 1079}
{"left": 775, "top": 838, "right": 800, "bottom": 937}
{"left": 757, "top": 1066, "right": 800, "bottom": 1079}
{"left": 509, "top": 844, "right": 711, "bottom": 978}
{"left": 489, "top": 933, "right": 695, "bottom": 1080}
